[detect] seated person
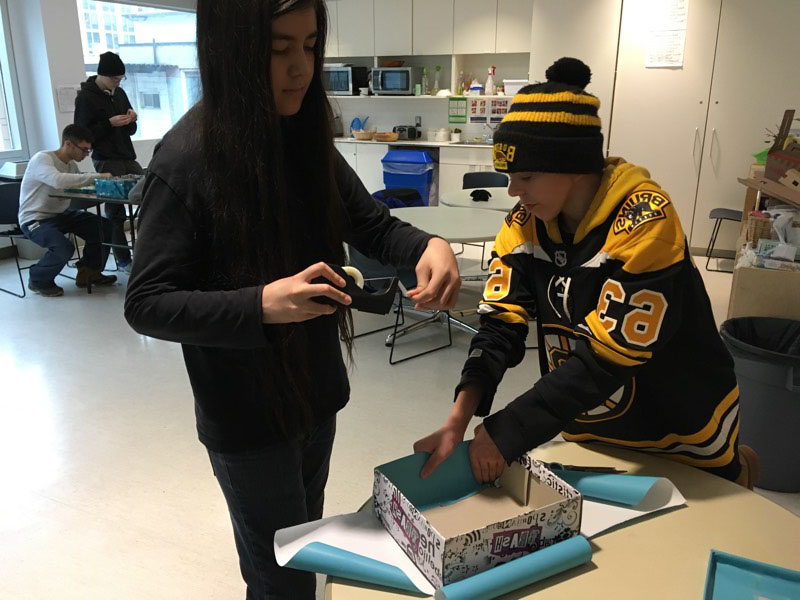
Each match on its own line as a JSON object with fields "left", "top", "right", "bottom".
{"left": 415, "top": 58, "right": 758, "bottom": 489}
{"left": 19, "top": 124, "right": 117, "bottom": 296}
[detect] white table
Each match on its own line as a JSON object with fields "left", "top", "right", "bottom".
{"left": 390, "top": 206, "right": 506, "bottom": 243}
{"left": 328, "top": 441, "right": 800, "bottom": 599}
{"left": 439, "top": 187, "right": 518, "bottom": 212}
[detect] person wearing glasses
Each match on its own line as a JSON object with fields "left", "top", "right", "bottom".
{"left": 74, "top": 51, "right": 142, "bottom": 273}
{"left": 18, "top": 124, "right": 116, "bottom": 296}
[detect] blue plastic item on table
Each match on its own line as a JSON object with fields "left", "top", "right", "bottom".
{"left": 94, "top": 177, "right": 141, "bottom": 199}
{"left": 704, "top": 549, "right": 800, "bottom": 599}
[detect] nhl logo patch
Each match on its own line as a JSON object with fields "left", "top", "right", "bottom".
{"left": 613, "top": 190, "right": 670, "bottom": 235}
{"left": 554, "top": 250, "right": 568, "bottom": 267}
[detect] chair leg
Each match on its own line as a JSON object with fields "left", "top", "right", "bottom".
{"left": 386, "top": 304, "right": 453, "bottom": 365}
{"left": 0, "top": 238, "right": 26, "bottom": 298}
{"left": 705, "top": 218, "right": 734, "bottom": 273}
{"left": 480, "top": 242, "right": 490, "bottom": 271}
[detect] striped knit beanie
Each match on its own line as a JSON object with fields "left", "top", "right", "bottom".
{"left": 493, "top": 57, "right": 604, "bottom": 174}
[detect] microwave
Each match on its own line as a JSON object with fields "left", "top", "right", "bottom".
{"left": 372, "top": 67, "right": 419, "bottom": 96}
{"left": 322, "top": 65, "right": 368, "bottom": 96}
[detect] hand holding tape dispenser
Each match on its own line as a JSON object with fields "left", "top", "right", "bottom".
{"left": 312, "top": 264, "right": 399, "bottom": 314}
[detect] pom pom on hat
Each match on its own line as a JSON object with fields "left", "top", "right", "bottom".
{"left": 545, "top": 57, "right": 591, "bottom": 89}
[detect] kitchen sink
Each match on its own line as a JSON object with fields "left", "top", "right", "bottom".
{"left": 450, "top": 140, "right": 492, "bottom": 146}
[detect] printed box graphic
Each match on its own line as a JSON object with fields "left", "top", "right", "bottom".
{"left": 373, "top": 448, "right": 582, "bottom": 588}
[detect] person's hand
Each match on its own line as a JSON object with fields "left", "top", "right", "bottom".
{"left": 407, "top": 237, "right": 460, "bottom": 310}
{"left": 468, "top": 423, "right": 505, "bottom": 483}
{"left": 414, "top": 423, "right": 466, "bottom": 479}
{"left": 261, "top": 262, "right": 351, "bottom": 324}
{"left": 110, "top": 114, "right": 132, "bottom": 127}
{"left": 127, "top": 109, "right": 138, "bottom": 122}
{"left": 96, "top": 172, "right": 113, "bottom": 179}
{"left": 413, "top": 384, "right": 480, "bottom": 478}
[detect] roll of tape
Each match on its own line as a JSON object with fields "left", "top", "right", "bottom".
{"left": 342, "top": 266, "right": 364, "bottom": 289}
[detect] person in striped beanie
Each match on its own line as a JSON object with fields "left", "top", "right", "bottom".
{"left": 415, "top": 57, "right": 760, "bottom": 491}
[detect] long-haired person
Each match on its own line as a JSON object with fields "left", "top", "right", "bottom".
{"left": 124, "top": 1, "right": 459, "bottom": 597}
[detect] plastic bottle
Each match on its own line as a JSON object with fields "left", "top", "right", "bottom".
{"left": 432, "top": 65, "right": 441, "bottom": 96}
{"left": 457, "top": 70, "right": 464, "bottom": 95}
{"left": 485, "top": 65, "right": 496, "bottom": 96}
{"left": 421, "top": 67, "right": 429, "bottom": 95}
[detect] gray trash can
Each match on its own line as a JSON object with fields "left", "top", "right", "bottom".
{"left": 720, "top": 317, "right": 800, "bottom": 492}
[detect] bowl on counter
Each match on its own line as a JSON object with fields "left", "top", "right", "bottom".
{"left": 352, "top": 130, "right": 375, "bottom": 140}
{"left": 374, "top": 131, "right": 400, "bottom": 142}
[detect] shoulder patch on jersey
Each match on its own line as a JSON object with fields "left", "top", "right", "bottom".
{"left": 613, "top": 190, "right": 671, "bottom": 235}
{"left": 505, "top": 203, "right": 531, "bottom": 228}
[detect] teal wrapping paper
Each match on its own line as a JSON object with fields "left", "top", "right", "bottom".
{"left": 435, "top": 535, "right": 592, "bottom": 600}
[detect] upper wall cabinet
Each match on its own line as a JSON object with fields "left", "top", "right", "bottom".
{"left": 337, "top": 0, "right": 375, "bottom": 56}
{"left": 454, "top": 0, "right": 498, "bottom": 54}
{"left": 325, "top": 0, "right": 339, "bottom": 57}
{"left": 375, "top": 0, "right": 413, "bottom": 55}
{"left": 413, "top": 0, "right": 454, "bottom": 55}
{"left": 454, "top": 0, "right": 532, "bottom": 55}
{"left": 495, "top": 0, "right": 533, "bottom": 54}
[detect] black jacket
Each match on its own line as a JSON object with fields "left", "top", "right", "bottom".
{"left": 74, "top": 76, "right": 137, "bottom": 161}
{"left": 124, "top": 108, "right": 433, "bottom": 452}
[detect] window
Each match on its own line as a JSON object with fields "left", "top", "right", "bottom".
{"left": 0, "top": 0, "right": 28, "bottom": 158}
{"left": 140, "top": 93, "right": 160, "bottom": 109}
{"left": 76, "top": 0, "right": 198, "bottom": 141}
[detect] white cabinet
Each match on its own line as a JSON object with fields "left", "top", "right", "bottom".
{"left": 355, "top": 143, "right": 389, "bottom": 194}
{"left": 530, "top": 0, "right": 621, "bottom": 148}
{"left": 608, "top": 0, "right": 720, "bottom": 240}
{"left": 413, "top": 0, "right": 454, "bottom": 55}
{"left": 325, "top": 0, "right": 339, "bottom": 57}
{"left": 375, "top": 0, "right": 412, "bottom": 56}
{"left": 337, "top": 0, "right": 374, "bottom": 56}
{"left": 440, "top": 146, "right": 494, "bottom": 196}
{"left": 495, "top": 0, "right": 532, "bottom": 54}
{"left": 454, "top": 0, "right": 497, "bottom": 55}
{"left": 692, "top": 0, "right": 800, "bottom": 252}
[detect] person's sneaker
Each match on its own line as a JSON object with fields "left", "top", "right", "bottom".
{"left": 117, "top": 260, "right": 133, "bottom": 274}
{"left": 76, "top": 267, "right": 118, "bottom": 288}
{"left": 28, "top": 281, "right": 64, "bottom": 297}
{"left": 735, "top": 445, "right": 761, "bottom": 490}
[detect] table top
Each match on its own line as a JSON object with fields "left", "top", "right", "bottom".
{"left": 439, "top": 187, "right": 518, "bottom": 212}
{"left": 737, "top": 177, "right": 800, "bottom": 208}
{"left": 327, "top": 441, "right": 800, "bottom": 599}
{"left": 390, "top": 206, "right": 506, "bottom": 243}
{"left": 49, "top": 191, "right": 142, "bottom": 205}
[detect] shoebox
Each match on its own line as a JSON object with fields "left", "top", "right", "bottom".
{"left": 373, "top": 442, "right": 582, "bottom": 588}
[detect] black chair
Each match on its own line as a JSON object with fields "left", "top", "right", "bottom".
{"left": 0, "top": 182, "right": 81, "bottom": 297}
{"left": 461, "top": 172, "right": 508, "bottom": 270}
{"left": 705, "top": 208, "right": 742, "bottom": 273}
{"left": 462, "top": 171, "right": 509, "bottom": 189}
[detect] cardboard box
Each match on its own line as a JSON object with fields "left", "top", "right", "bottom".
{"left": 728, "top": 264, "right": 800, "bottom": 320}
{"left": 765, "top": 110, "right": 800, "bottom": 182}
{"left": 373, "top": 447, "right": 582, "bottom": 588}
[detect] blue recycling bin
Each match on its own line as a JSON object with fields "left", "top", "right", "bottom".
{"left": 381, "top": 150, "right": 435, "bottom": 205}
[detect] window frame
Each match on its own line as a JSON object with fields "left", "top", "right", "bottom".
{"left": 0, "top": 0, "right": 29, "bottom": 162}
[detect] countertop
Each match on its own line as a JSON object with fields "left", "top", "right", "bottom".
{"left": 334, "top": 137, "right": 493, "bottom": 149}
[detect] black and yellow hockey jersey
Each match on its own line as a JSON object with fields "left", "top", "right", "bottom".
{"left": 458, "top": 158, "right": 741, "bottom": 481}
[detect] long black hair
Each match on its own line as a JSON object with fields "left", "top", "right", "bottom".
{"left": 196, "top": 0, "right": 353, "bottom": 436}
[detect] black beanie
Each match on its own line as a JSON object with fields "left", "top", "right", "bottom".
{"left": 97, "top": 52, "right": 125, "bottom": 77}
{"left": 493, "top": 57, "right": 604, "bottom": 174}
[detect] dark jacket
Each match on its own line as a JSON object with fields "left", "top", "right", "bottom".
{"left": 74, "top": 76, "right": 137, "bottom": 161}
{"left": 124, "top": 108, "right": 432, "bottom": 453}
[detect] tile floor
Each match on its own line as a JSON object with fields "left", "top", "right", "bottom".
{"left": 0, "top": 246, "right": 796, "bottom": 599}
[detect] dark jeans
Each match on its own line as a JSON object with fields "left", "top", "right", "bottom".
{"left": 207, "top": 417, "right": 336, "bottom": 600}
{"left": 21, "top": 209, "right": 112, "bottom": 287}
{"left": 92, "top": 158, "right": 143, "bottom": 264}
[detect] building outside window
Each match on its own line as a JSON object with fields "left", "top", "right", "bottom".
{"left": 75, "top": 0, "right": 199, "bottom": 141}
{"left": 0, "top": 0, "right": 28, "bottom": 159}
